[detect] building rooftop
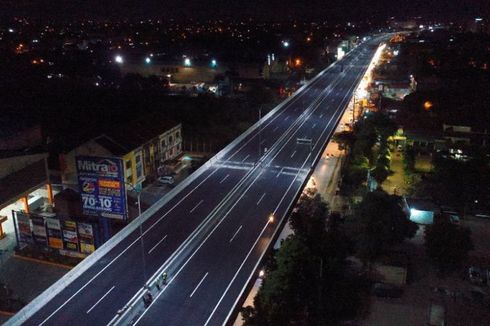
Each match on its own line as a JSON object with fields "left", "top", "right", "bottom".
{"left": 0, "top": 158, "right": 48, "bottom": 210}
{"left": 94, "top": 112, "right": 179, "bottom": 156}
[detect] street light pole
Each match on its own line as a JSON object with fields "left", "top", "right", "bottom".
{"left": 258, "top": 106, "right": 262, "bottom": 161}
{"left": 126, "top": 183, "right": 147, "bottom": 286}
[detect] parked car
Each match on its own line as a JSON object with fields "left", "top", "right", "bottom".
{"left": 157, "top": 176, "right": 175, "bottom": 185}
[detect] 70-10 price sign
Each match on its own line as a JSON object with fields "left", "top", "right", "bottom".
{"left": 81, "top": 195, "right": 113, "bottom": 211}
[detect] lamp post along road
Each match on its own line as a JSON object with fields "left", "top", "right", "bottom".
{"left": 258, "top": 106, "right": 262, "bottom": 160}
{"left": 126, "top": 183, "right": 148, "bottom": 286}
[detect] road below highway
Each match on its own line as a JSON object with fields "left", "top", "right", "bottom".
{"left": 7, "top": 35, "right": 387, "bottom": 326}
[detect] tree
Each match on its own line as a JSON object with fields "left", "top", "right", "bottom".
{"left": 289, "top": 194, "right": 329, "bottom": 254}
{"left": 403, "top": 146, "right": 416, "bottom": 172}
{"left": 243, "top": 236, "right": 316, "bottom": 326}
{"left": 332, "top": 131, "right": 356, "bottom": 152}
{"left": 356, "top": 190, "right": 418, "bottom": 264}
{"left": 425, "top": 220, "right": 474, "bottom": 275}
{"left": 243, "top": 195, "right": 367, "bottom": 326}
{"left": 371, "top": 165, "right": 390, "bottom": 184}
{"left": 344, "top": 155, "right": 370, "bottom": 187}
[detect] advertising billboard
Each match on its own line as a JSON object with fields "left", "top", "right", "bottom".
{"left": 78, "top": 222, "right": 96, "bottom": 254}
{"left": 46, "top": 217, "right": 63, "bottom": 249}
{"left": 76, "top": 156, "right": 127, "bottom": 220}
{"left": 16, "top": 212, "right": 33, "bottom": 245}
{"left": 31, "top": 215, "right": 47, "bottom": 245}
{"left": 62, "top": 220, "right": 79, "bottom": 251}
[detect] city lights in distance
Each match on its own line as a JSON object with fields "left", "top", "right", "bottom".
{"left": 424, "top": 101, "right": 433, "bottom": 111}
{"left": 115, "top": 55, "right": 124, "bottom": 64}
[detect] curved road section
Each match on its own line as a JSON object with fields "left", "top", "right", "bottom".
{"left": 7, "top": 35, "right": 387, "bottom": 326}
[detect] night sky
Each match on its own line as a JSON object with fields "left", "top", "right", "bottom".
{"left": 1, "top": 0, "right": 489, "bottom": 21}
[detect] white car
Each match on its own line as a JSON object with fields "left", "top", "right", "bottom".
{"left": 157, "top": 176, "right": 175, "bottom": 185}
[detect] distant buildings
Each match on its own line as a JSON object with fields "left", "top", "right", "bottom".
{"left": 120, "top": 60, "right": 228, "bottom": 84}
{"left": 388, "top": 20, "right": 418, "bottom": 31}
{"left": 467, "top": 17, "right": 489, "bottom": 34}
{"left": 60, "top": 113, "right": 183, "bottom": 190}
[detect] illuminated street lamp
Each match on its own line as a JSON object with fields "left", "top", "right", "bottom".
{"left": 210, "top": 59, "right": 217, "bottom": 68}
{"left": 268, "top": 213, "right": 275, "bottom": 223}
{"left": 282, "top": 40, "right": 290, "bottom": 48}
{"left": 184, "top": 57, "right": 191, "bottom": 66}
{"left": 145, "top": 57, "right": 151, "bottom": 64}
{"left": 115, "top": 55, "right": 124, "bottom": 64}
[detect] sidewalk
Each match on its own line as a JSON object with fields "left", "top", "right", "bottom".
{"left": 381, "top": 150, "right": 406, "bottom": 196}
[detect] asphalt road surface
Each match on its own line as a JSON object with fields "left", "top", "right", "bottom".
{"left": 10, "top": 34, "right": 387, "bottom": 326}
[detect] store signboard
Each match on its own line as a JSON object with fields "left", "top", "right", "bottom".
{"left": 16, "top": 212, "right": 33, "bottom": 244}
{"left": 76, "top": 156, "right": 127, "bottom": 220}
{"left": 46, "top": 217, "right": 63, "bottom": 249}
{"left": 30, "top": 215, "right": 47, "bottom": 245}
{"left": 62, "top": 220, "right": 79, "bottom": 251}
{"left": 78, "top": 222, "right": 95, "bottom": 254}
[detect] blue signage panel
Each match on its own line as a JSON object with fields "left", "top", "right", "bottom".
{"left": 76, "top": 156, "right": 127, "bottom": 220}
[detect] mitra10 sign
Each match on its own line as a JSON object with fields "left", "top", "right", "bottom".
{"left": 76, "top": 156, "right": 127, "bottom": 220}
